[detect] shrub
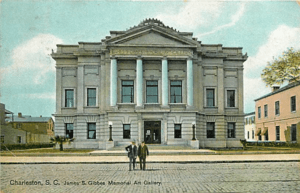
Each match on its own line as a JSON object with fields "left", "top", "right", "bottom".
{"left": 0, "top": 143, "right": 54, "bottom": 151}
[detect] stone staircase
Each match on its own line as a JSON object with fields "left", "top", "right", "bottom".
{"left": 89, "top": 144, "right": 215, "bottom": 156}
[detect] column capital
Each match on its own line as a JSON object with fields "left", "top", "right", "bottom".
{"left": 136, "top": 56, "right": 142, "bottom": 60}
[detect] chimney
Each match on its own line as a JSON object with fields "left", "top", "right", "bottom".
{"left": 272, "top": 85, "right": 280, "bottom": 92}
{"left": 18, "top": 112, "right": 22, "bottom": 117}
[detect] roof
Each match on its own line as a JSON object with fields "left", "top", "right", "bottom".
{"left": 254, "top": 81, "right": 300, "bottom": 101}
{"left": 6, "top": 115, "right": 52, "bottom": 123}
{"left": 5, "top": 109, "right": 13, "bottom": 114}
{"left": 244, "top": 112, "right": 255, "bottom": 117}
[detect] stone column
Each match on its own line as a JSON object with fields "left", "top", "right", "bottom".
{"left": 56, "top": 67, "right": 62, "bottom": 114}
{"left": 162, "top": 58, "right": 168, "bottom": 107}
{"left": 77, "top": 65, "right": 84, "bottom": 113}
{"left": 217, "top": 66, "right": 224, "bottom": 113}
{"left": 136, "top": 58, "right": 143, "bottom": 107}
{"left": 238, "top": 67, "right": 244, "bottom": 114}
{"left": 187, "top": 58, "right": 193, "bottom": 107}
{"left": 110, "top": 58, "right": 117, "bottom": 106}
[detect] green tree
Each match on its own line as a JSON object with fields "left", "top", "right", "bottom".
{"left": 50, "top": 135, "right": 74, "bottom": 151}
{"left": 261, "top": 47, "right": 300, "bottom": 87}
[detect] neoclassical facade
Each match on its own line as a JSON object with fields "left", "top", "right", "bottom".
{"left": 51, "top": 19, "right": 247, "bottom": 149}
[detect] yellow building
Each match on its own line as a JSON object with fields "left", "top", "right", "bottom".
{"left": 255, "top": 81, "right": 300, "bottom": 143}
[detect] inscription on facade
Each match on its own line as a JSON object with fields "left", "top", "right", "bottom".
{"left": 110, "top": 48, "right": 193, "bottom": 57}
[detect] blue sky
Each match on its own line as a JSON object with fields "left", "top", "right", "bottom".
{"left": 0, "top": 0, "right": 300, "bottom": 117}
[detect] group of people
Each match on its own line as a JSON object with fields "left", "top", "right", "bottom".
{"left": 125, "top": 141, "right": 149, "bottom": 171}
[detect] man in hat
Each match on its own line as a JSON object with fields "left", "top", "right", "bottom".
{"left": 125, "top": 141, "right": 137, "bottom": 171}
{"left": 138, "top": 141, "right": 149, "bottom": 170}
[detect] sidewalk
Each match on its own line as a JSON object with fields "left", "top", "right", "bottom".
{"left": 1, "top": 154, "right": 299, "bottom": 164}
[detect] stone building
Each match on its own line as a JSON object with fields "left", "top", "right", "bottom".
{"left": 51, "top": 19, "right": 247, "bottom": 149}
{"left": 255, "top": 81, "right": 300, "bottom": 142}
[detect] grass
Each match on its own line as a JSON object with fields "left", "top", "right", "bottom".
{"left": 214, "top": 146, "right": 300, "bottom": 153}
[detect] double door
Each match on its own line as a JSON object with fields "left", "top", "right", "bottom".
{"left": 144, "top": 121, "right": 161, "bottom": 144}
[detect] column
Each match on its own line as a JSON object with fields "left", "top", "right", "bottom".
{"left": 136, "top": 58, "right": 143, "bottom": 107}
{"left": 56, "top": 67, "right": 62, "bottom": 114}
{"left": 162, "top": 58, "right": 168, "bottom": 106}
{"left": 238, "top": 67, "right": 244, "bottom": 114}
{"left": 77, "top": 65, "right": 84, "bottom": 113}
{"left": 217, "top": 66, "right": 224, "bottom": 113}
{"left": 110, "top": 58, "right": 117, "bottom": 106}
{"left": 187, "top": 58, "right": 193, "bottom": 107}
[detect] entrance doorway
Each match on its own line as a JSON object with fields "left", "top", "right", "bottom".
{"left": 144, "top": 121, "right": 161, "bottom": 144}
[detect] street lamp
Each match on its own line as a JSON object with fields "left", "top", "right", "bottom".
{"left": 192, "top": 122, "right": 196, "bottom": 140}
{"left": 108, "top": 121, "right": 113, "bottom": 141}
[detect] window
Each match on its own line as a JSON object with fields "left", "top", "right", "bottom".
{"left": 206, "top": 122, "right": 215, "bottom": 138}
{"left": 65, "top": 89, "right": 74, "bottom": 107}
{"left": 258, "top": 135, "right": 262, "bottom": 141}
{"left": 174, "top": 124, "right": 182, "bottom": 138}
{"left": 227, "top": 90, "right": 235, "bottom": 107}
{"left": 252, "top": 130, "right": 254, "bottom": 139}
{"left": 265, "top": 131, "right": 268, "bottom": 141}
{"left": 206, "top": 89, "right": 215, "bottom": 107}
{"left": 251, "top": 116, "right": 255, "bottom": 124}
{"left": 122, "top": 80, "right": 134, "bottom": 103}
{"left": 87, "top": 88, "right": 96, "bottom": 106}
{"left": 264, "top": 104, "right": 268, "bottom": 117}
{"left": 170, "top": 80, "right": 182, "bottom": 103}
{"left": 275, "top": 101, "right": 280, "bottom": 115}
{"left": 146, "top": 81, "right": 158, "bottom": 103}
{"left": 291, "top": 124, "right": 297, "bottom": 141}
{"left": 276, "top": 126, "right": 280, "bottom": 141}
{"left": 87, "top": 123, "right": 96, "bottom": 139}
{"left": 258, "top": 107, "right": 261, "bottom": 119}
{"left": 123, "top": 124, "right": 131, "bottom": 139}
{"left": 17, "top": 136, "right": 21, "bottom": 144}
{"left": 0, "top": 136, "right": 4, "bottom": 144}
{"left": 291, "top": 96, "right": 296, "bottom": 112}
{"left": 66, "top": 123, "right": 74, "bottom": 139}
{"left": 247, "top": 131, "right": 249, "bottom": 139}
{"left": 227, "top": 123, "right": 235, "bottom": 138}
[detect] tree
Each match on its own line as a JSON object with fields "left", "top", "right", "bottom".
{"left": 261, "top": 47, "right": 300, "bottom": 87}
{"left": 50, "top": 135, "right": 74, "bottom": 151}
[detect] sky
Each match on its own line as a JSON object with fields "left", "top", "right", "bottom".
{"left": 0, "top": 0, "right": 300, "bottom": 117}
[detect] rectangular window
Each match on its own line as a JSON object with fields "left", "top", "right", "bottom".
{"left": 65, "top": 89, "right": 74, "bottom": 107}
{"left": 291, "top": 96, "right": 296, "bottom": 112}
{"left": 206, "top": 122, "right": 215, "bottom": 138}
{"left": 87, "top": 88, "right": 96, "bottom": 106}
{"left": 276, "top": 126, "right": 280, "bottom": 141}
{"left": 227, "top": 123, "right": 236, "bottom": 138}
{"left": 174, "top": 124, "right": 182, "bottom": 138}
{"left": 66, "top": 123, "right": 74, "bottom": 139}
{"left": 170, "top": 81, "right": 182, "bottom": 103}
{"left": 87, "top": 123, "right": 96, "bottom": 139}
{"left": 146, "top": 81, "right": 158, "bottom": 103}
{"left": 258, "top": 107, "right": 261, "bottom": 119}
{"left": 252, "top": 130, "right": 254, "bottom": 139}
{"left": 123, "top": 124, "right": 130, "bottom": 139}
{"left": 247, "top": 131, "right": 249, "bottom": 139}
{"left": 206, "top": 89, "right": 215, "bottom": 107}
{"left": 252, "top": 116, "right": 255, "bottom": 124}
{"left": 122, "top": 80, "right": 134, "bottom": 103}
{"left": 275, "top": 101, "right": 280, "bottom": 115}
{"left": 258, "top": 135, "right": 262, "bottom": 141}
{"left": 291, "top": 124, "right": 297, "bottom": 141}
{"left": 265, "top": 131, "right": 269, "bottom": 141}
{"left": 17, "top": 136, "right": 21, "bottom": 144}
{"left": 264, "top": 104, "right": 268, "bottom": 117}
{"left": 0, "top": 136, "right": 4, "bottom": 144}
{"left": 227, "top": 90, "right": 235, "bottom": 107}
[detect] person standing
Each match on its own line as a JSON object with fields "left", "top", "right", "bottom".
{"left": 138, "top": 141, "right": 149, "bottom": 171}
{"left": 125, "top": 141, "right": 137, "bottom": 171}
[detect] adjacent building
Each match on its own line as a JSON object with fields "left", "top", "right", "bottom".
{"left": 244, "top": 112, "right": 255, "bottom": 141}
{"left": 1, "top": 103, "right": 54, "bottom": 144}
{"left": 51, "top": 19, "right": 247, "bottom": 149}
{"left": 255, "top": 81, "right": 300, "bottom": 142}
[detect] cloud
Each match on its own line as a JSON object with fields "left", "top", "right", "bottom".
{"left": 243, "top": 25, "right": 300, "bottom": 112}
{"left": 156, "top": 1, "right": 223, "bottom": 30}
{"left": 0, "top": 34, "right": 63, "bottom": 86}
{"left": 22, "top": 93, "right": 56, "bottom": 100}
{"left": 198, "top": 3, "right": 246, "bottom": 37}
